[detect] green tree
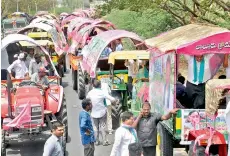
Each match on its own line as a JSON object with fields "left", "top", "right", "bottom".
{"left": 104, "top": 9, "right": 180, "bottom": 39}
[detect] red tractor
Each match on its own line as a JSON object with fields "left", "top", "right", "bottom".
{"left": 1, "top": 34, "right": 68, "bottom": 156}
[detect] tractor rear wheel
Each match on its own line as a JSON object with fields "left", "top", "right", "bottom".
{"left": 111, "top": 92, "right": 123, "bottom": 130}
{"left": 72, "top": 69, "right": 78, "bottom": 90}
{"left": 156, "top": 123, "right": 173, "bottom": 156}
{"left": 63, "top": 55, "right": 67, "bottom": 73}
{"left": 1, "top": 131, "right": 6, "bottom": 156}
{"left": 56, "top": 96, "right": 68, "bottom": 156}
{"left": 77, "top": 66, "right": 86, "bottom": 100}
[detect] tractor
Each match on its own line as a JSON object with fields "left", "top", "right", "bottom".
{"left": 1, "top": 34, "right": 68, "bottom": 156}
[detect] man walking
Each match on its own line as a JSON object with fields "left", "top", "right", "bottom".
{"left": 132, "top": 102, "right": 178, "bottom": 156}
{"left": 43, "top": 121, "right": 65, "bottom": 156}
{"left": 86, "top": 80, "right": 116, "bottom": 146}
{"left": 110, "top": 111, "right": 137, "bottom": 156}
{"left": 79, "top": 98, "right": 96, "bottom": 156}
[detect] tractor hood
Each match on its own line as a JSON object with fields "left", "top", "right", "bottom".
{"left": 15, "top": 87, "right": 44, "bottom": 106}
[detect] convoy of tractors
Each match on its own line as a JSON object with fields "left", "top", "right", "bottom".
{"left": 1, "top": 9, "right": 230, "bottom": 156}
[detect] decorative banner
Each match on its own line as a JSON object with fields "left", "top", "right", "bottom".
{"left": 181, "top": 109, "right": 228, "bottom": 145}
{"left": 149, "top": 48, "right": 175, "bottom": 129}
{"left": 177, "top": 32, "right": 230, "bottom": 55}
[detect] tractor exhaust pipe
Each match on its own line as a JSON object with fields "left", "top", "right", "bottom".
{"left": 6, "top": 71, "right": 13, "bottom": 119}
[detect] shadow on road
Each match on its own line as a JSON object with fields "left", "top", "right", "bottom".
{"left": 6, "top": 140, "right": 45, "bottom": 156}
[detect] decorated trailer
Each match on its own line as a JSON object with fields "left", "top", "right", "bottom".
{"left": 145, "top": 24, "right": 230, "bottom": 156}
{"left": 106, "top": 50, "right": 150, "bottom": 128}
{"left": 68, "top": 19, "right": 115, "bottom": 90}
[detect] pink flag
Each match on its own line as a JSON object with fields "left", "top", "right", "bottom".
{"left": 3, "top": 101, "right": 31, "bottom": 130}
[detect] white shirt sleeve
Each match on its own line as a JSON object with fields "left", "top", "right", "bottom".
{"left": 110, "top": 129, "right": 122, "bottom": 156}
{"left": 104, "top": 93, "right": 115, "bottom": 102}
{"left": 29, "top": 61, "right": 33, "bottom": 76}
{"left": 7, "top": 61, "right": 16, "bottom": 73}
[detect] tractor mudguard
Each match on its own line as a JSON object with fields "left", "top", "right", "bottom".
{"left": 45, "top": 85, "right": 64, "bottom": 114}
{"left": 1, "top": 87, "right": 9, "bottom": 118}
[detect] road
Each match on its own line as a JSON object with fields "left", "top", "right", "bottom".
{"left": 5, "top": 70, "right": 188, "bottom": 156}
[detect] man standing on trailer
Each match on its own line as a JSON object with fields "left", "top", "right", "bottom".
{"left": 184, "top": 54, "right": 220, "bottom": 109}
{"left": 132, "top": 102, "right": 178, "bottom": 156}
{"left": 86, "top": 80, "right": 117, "bottom": 146}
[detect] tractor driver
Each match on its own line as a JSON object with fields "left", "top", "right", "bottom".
{"left": 31, "top": 67, "right": 49, "bottom": 89}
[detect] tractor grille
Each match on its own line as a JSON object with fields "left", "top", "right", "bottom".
{"left": 15, "top": 105, "right": 43, "bottom": 125}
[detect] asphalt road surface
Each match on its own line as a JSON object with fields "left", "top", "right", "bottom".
{"left": 5, "top": 69, "right": 188, "bottom": 156}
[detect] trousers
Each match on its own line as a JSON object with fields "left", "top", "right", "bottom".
{"left": 142, "top": 146, "right": 156, "bottom": 156}
{"left": 93, "top": 113, "right": 107, "bottom": 143}
{"left": 84, "top": 143, "right": 95, "bottom": 156}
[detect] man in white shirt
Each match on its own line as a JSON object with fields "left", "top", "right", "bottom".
{"left": 184, "top": 54, "right": 222, "bottom": 109}
{"left": 110, "top": 111, "right": 137, "bottom": 156}
{"left": 29, "top": 54, "right": 45, "bottom": 76}
{"left": 7, "top": 52, "right": 29, "bottom": 79}
{"left": 25, "top": 48, "right": 35, "bottom": 68}
{"left": 115, "top": 39, "right": 123, "bottom": 51}
{"left": 86, "top": 80, "right": 116, "bottom": 146}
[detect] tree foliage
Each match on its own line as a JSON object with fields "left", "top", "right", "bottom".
{"left": 154, "top": 0, "right": 230, "bottom": 28}
{"left": 104, "top": 9, "right": 180, "bottom": 38}
{"left": 1, "top": 0, "right": 57, "bottom": 17}
{"left": 97, "top": 0, "right": 230, "bottom": 29}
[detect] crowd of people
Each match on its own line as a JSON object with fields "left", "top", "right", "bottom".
{"left": 77, "top": 79, "right": 178, "bottom": 156}
{"left": 7, "top": 48, "right": 50, "bottom": 87}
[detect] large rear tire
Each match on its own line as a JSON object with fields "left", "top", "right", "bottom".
{"left": 156, "top": 123, "right": 173, "bottom": 156}
{"left": 111, "top": 92, "right": 123, "bottom": 130}
{"left": 77, "top": 66, "right": 86, "bottom": 100}
{"left": 1, "top": 131, "right": 6, "bottom": 156}
{"left": 72, "top": 68, "right": 78, "bottom": 90}
{"left": 63, "top": 55, "right": 67, "bottom": 73}
{"left": 56, "top": 96, "right": 68, "bottom": 156}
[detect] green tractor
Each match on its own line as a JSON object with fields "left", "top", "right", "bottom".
{"left": 105, "top": 50, "right": 149, "bottom": 128}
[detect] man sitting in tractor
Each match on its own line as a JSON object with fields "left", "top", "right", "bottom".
{"left": 25, "top": 48, "right": 35, "bottom": 68}
{"left": 31, "top": 67, "right": 49, "bottom": 88}
{"left": 29, "top": 53, "right": 45, "bottom": 76}
{"left": 7, "top": 52, "right": 29, "bottom": 80}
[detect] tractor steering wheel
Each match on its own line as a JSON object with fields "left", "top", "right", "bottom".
{"left": 113, "top": 75, "right": 122, "bottom": 84}
{"left": 18, "top": 80, "right": 44, "bottom": 90}
{"left": 19, "top": 80, "right": 37, "bottom": 87}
